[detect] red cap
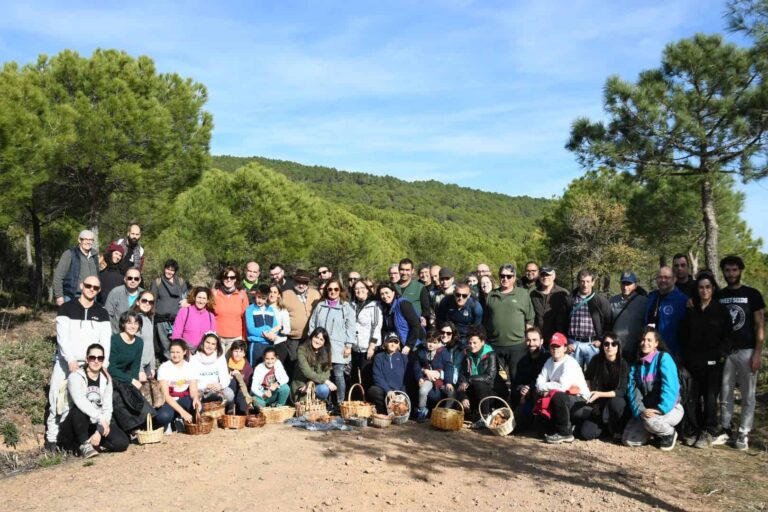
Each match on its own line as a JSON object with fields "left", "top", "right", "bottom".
{"left": 549, "top": 332, "right": 567, "bottom": 347}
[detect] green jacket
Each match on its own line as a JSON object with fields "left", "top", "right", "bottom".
{"left": 484, "top": 287, "right": 534, "bottom": 347}
{"left": 291, "top": 342, "right": 331, "bottom": 394}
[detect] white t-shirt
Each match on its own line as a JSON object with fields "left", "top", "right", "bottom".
{"left": 157, "top": 360, "right": 197, "bottom": 399}
{"left": 191, "top": 352, "right": 231, "bottom": 391}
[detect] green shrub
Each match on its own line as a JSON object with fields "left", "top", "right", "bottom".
{"left": 0, "top": 337, "right": 54, "bottom": 424}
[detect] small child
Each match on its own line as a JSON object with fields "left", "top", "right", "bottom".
{"left": 245, "top": 284, "right": 278, "bottom": 367}
{"left": 251, "top": 347, "right": 290, "bottom": 409}
{"left": 413, "top": 332, "right": 455, "bottom": 422}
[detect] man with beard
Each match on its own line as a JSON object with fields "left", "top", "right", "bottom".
{"left": 511, "top": 327, "right": 549, "bottom": 431}
{"left": 715, "top": 255, "right": 765, "bottom": 451}
{"left": 117, "top": 223, "right": 144, "bottom": 274}
{"left": 673, "top": 253, "right": 697, "bottom": 298}
{"left": 530, "top": 266, "right": 569, "bottom": 344}
{"left": 269, "top": 263, "right": 295, "bottom": 293}
{"left": 566, "top": 269, "right": 612, "bottom": 369}
{"left": 519, "top": 261, "right": 540, "bottom": 291}
{"left": 398, "top": 258, "right": 431, "bottom": 328}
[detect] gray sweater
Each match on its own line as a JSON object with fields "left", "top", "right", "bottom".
{"left": 105, "top": 285, "right": 144, "bottom": 333}
{"left": 52, "top": 247, "right": 99, "bottom": 299}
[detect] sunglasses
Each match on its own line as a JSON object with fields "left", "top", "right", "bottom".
{"left": 126, "top": 276, "right": 141, "bottom": 282}
{"left": 499, "top": 274, "right": 515, "bottom": 280}
{"left": 602, "top": 341, "right": 618, "bottom": 348}
{"left": 82, "top": 283, "right": 101, "bottom": 291}
{"left": 327, "top": 287, "right": 340, "bottom": 292}
{"left": 87, "top": 355, "right": 105, "bottom": 362}
{"left": 440, "top": 330, "right": 453, "bottom": 336}
{"left": 140, "top": 298, "right": 155, "bottom": 305}
{"left": 455, "top": 293, "right": 469, "bottom": 299}
{"left": 224, "top": 275, "right": 236, "bottom": 280}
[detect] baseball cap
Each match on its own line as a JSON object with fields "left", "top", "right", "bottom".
{"left": 549, "top": 332, "right": 567, "bottom": 347}
{"left": 620, "top": 272, "right": 637, "bottom": 284}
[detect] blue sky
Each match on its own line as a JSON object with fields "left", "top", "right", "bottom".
{"left": 1, "top": 0, "right": 767, "bottom": 248}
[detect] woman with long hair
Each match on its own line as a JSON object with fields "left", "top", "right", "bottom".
{"left": 266, "top": 284, "right": 292, "bottom": 364}
{"left": 292, "top": 327, "right": 337, "bottom": 402}
{"left": 350, "top": 277, "right": 382, "bottom": 390}
{"left": 307, "top": 278, "right": 356, "bottom": 406}
{"left": 213, "top": 266, "right": 249, "bottom": 354}
{"left": 172, "top": 287, "right": 216, "bottom": 352}
{"left": 132, "top": 290, "right": 157, "bottom": 379}
{"left": 623, "top": 328, "right": 683, "bottom": 451}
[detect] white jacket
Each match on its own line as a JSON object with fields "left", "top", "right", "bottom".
{"left": 251, "top": 360, "right": 290, "bottom": 398}
{"left": 65, "top": 368, "right": 113, "bottom": 424}
{"left": 191, "top": 352, "right": 231, "bottom": 391}
{"left": 535, "top": 354, "right": 590, "bottom": 399}
{"left": 352, "top": 299, "right": 383, "bottom": 352}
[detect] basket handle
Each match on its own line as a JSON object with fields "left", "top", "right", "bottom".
{"left": 435, "top": 397, "right": 464, "bottom": 414}
{"left": 385, "top": 390, "right": 411, "bottom": 411}
{"left": 347, "top": 382, "right": 366, "bottom": 402}
{"left": 478, "top": 395, "right": 511, "bottom": 421}
{"left": 146, "top": 413, "right": 153, "bottom": 431}
{"left": 305, "top": 381, "right": 316, "bottom": 403}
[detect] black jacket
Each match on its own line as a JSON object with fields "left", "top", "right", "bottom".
{"left": 679, "top": 301, "right": 732, "bottom": 369}
{"left": 458, "top": 347, "right": 498, "bottom": 387}
{"left": 566, "top": 290, "right": 612, "bottom": 339}
{"left": 512, "top": 350, "right": 549, "bottom": 407}
{"left": 530, "top": 285, "right": 570, "bottom": 342}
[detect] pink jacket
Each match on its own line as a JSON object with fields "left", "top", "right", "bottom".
{"left": 171, "top": 306, "right": 217, "bottom": 350}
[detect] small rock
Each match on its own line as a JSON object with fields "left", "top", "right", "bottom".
{"left": 377, "top": 455, "right": 386, "bottom": 462}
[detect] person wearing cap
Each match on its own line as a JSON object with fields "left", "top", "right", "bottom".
{"left": 431, "top": 268, "right": 456, "bottom": 325}
{"left": 282, "top": 270, "right": 322, "bottom": 377}
{"left": 530, "top": 266, "right": 569, "bottom": 345}
{"left": 369, "top": 333, "right": 409, "bottom": 414}
{"left": 53, "top": 229, "right": 100, "bottom": 306}
{"left": 244, "top": 284, "right": 278, "bottom": 367}
{"left": 97, "top": 241, "right": 126, "bottom": 305}
{"left": 535, "top": 332, "right": 591, "bottom": 444}
{"left": 484, "top": 264, "right": 535, "bottom": 386}
{"left": 609, "top": 271, "right": 648, "bottom": 362}
{"left": 511, "top": 327, "right": 549, "bottom": 432}
{"left": 566, "top": 269, "right": 612, "bottom": 369}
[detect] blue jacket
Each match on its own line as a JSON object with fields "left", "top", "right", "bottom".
{"left": 372, "top": 351, "right": 408, "bottom": 393}
{"left": 412, "top": 345, "right": 454, "bottom": 388}
{"left": 245, "top": 304, "right": 277, "bottom": 344}
{"left": 627, "top": 350, "right": 679, "bottom": 417}
{"left": 436, "top": 295, "right": 483, "bottom": 340}
{"left": 644, "top": 288, "right": 688, "bottom": 358}
{"left": 382, "top": 297, "right": 425, "bottom": 348}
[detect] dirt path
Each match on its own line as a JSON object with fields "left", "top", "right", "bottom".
{"left": 1, "top": 421, "right": 759, "bottom": 512}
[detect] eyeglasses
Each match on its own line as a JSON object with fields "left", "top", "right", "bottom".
{"left": 455, "top": 293, "right": 469, "bottom": 299}
{"left": 80, "top": 238, "right": 94, "bottom": 242}
{"left": 82, "top": 283, "right": 101, "bottom": 291}
{"left": 87, "top": 355, "right": 105, "bottom": 362}
{"left": 140, "top": 298, "right": 155, "bottom": 305}
{"left": 499, "top": 274, "right": 515, "bottom": 280}
{"left": 126, "top": 276, "right": 141, "bottom": 282}
{"left": 602, "top": 341, "right": 618, "bottom": 348}
{"left": 327, "top": 287, "right": 340, "bottom": 292}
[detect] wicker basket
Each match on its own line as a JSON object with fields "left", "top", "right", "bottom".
{"left": 386, "top": 390, "right": 411, "bottom": 425}
{"left": 219, "top": 412, "right": 247, "bottom": 429}
{"left": 246, "top": 412, "right": 266, "bottom": 428}
{"left": 431, "top": 398, "right": 464, "bottom": 431}
{"left": 202, "top": 399, "right": 226, "bottom": 420}
{"left": 370, "top": 413, "right": 392, "bottom": 428}
{"left": 480, "top": 396, "right": 515, "bottom": 436}
{"left": 261, "top": 405, "right": 296, "bottom": 424}
{"left": 295, "top": 382, "right": 328, "bottom": 418}
{"left": 340, "top": 383, "right": 374, "bottom": 419}
{"left": 136, "top": 413, "right": 164, "bottom": 445}
{"left": 185, "top": 410, "right": 214, "bottom": 435}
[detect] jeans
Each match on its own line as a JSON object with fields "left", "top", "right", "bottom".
{"left": 58, "top": 406, "right": 129, "bottom": 452}
{"left": 721, "top": 349, "right": 757, "bottom": 434}
{"left": 155, "top": 321, "right": 174, "bottom": 361}
{"left": 623, "top": 403, "right": 684, "bottom": 445}
{"left": 314, "top": 383, "right": 331, "bottom": 401}
{"left": 568, "top": 339, "right": 599, "bottom": 369}
{"left": 155, "top": 396, "right": 194, "bottom": 428}
{"left": 332, "top": 363, "right": 347, "bottom": 404}
{"left": 248, "top": 342, "right": 268, "bottom": 368}
{"left": 254, "top": 383, "right": 290, "bottom": 408}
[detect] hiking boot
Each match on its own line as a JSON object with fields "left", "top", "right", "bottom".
{"left": 79, "top": 442, "right": 99, "bottom": 459}
{"left": 710, "top": 428, "right": 731, "bottom": 446}
{"left": 43, "top": 440, "right": 60, "bottom": 452}
{"left": 545, "top": 432, "right": 575, "bottom": 444}
{"left": 732, "top": 433, "right": 748, "bottom": 451}
{"left": 693, "top": 432, "right": 712, "bottom": 449}
{"left": 659, "top": 430, "right": 678, "bottom": 451}
{"left": 416, "top": 408, "right": 429, "bottom": 424}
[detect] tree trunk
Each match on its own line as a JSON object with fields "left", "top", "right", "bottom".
{"left": 28, "top": 206, "right": 44, "bottom": 305}
{"left": 700, "top": 176, "right": 720, "bottom": 282}
{"left": 90, "top": 210, "right": 100, "bottom": 253}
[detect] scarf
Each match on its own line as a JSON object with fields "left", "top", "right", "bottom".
{"left": 228, "top": 357, "right": 245, "bottom": 371}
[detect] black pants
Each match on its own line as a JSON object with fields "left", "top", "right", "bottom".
{"left": 548, "top": 392, "right": 586, "bottom": 436}
{"left": 368, "top": 385, "right": 390, "bottom": 414}
{"left": 350, "top": 351, "right": 374, "bottom": 392}
{"left": 492, "top": 344, "right": 527, "bottom": 383}
{"left": 456, "top": 380, "right": 494, "bottom": 420}
{"left": 285, "top": 338, "right": 301, "bottom": 380}
{"left": 578, "top": 396, "right": 629, "bottom": 440}
{"left": 59, "top": 406, "right": 129, "bottom": 453}
{"left": 686, "top": 363, "right": 722, "bottom": 434}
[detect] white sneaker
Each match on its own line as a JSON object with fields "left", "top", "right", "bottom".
{"left": 711, "top": 428, "right": 731, "bottom": 446}
{"left": 164, "top": 424, "right": 173, "bottom": 436}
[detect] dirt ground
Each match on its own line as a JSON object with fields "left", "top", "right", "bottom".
{"left": 1, "top": 309, "right": 767, "bottom": 511}
{"left": 2, "top": 421, "right": 767, "bottom": 512}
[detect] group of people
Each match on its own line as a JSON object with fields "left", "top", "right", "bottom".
{"left": 45, "top": 223, "right": 764, "bottom": 460}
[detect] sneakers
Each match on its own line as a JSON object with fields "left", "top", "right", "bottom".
{"left": 732, "top": 433, "right": 748, "bottom": 451}
{"left": 710, "top": 428, "right": 732, "bottom": 446}
{"left": 681, "top": 433, "right": 697, "bottom": 447}
{"left": 470, "top": 419, "right": 486, "bottom": 430}
{"left": 545, "top": 432, "right": 575, "bottom": 444}
{"left": 164, "top": 424, "right": 173, "bottom": 436}
{"left": 416, "top": 408, "right": 429, "bottom": 424}
{"left": 659, "top": 430, "right": 678, "bottom": 451}
{"left": 43, "top": 440, "right": 60, "bottom": 452}
{"left": 693, "top": 432, "right": 712, "bottom": 449}
{"left": 79, "top": 442, "right": 99, "bottom": 459}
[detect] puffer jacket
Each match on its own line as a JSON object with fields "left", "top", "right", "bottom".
{"left": 458, "top": 344, "right": 497, "bottom": 387}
